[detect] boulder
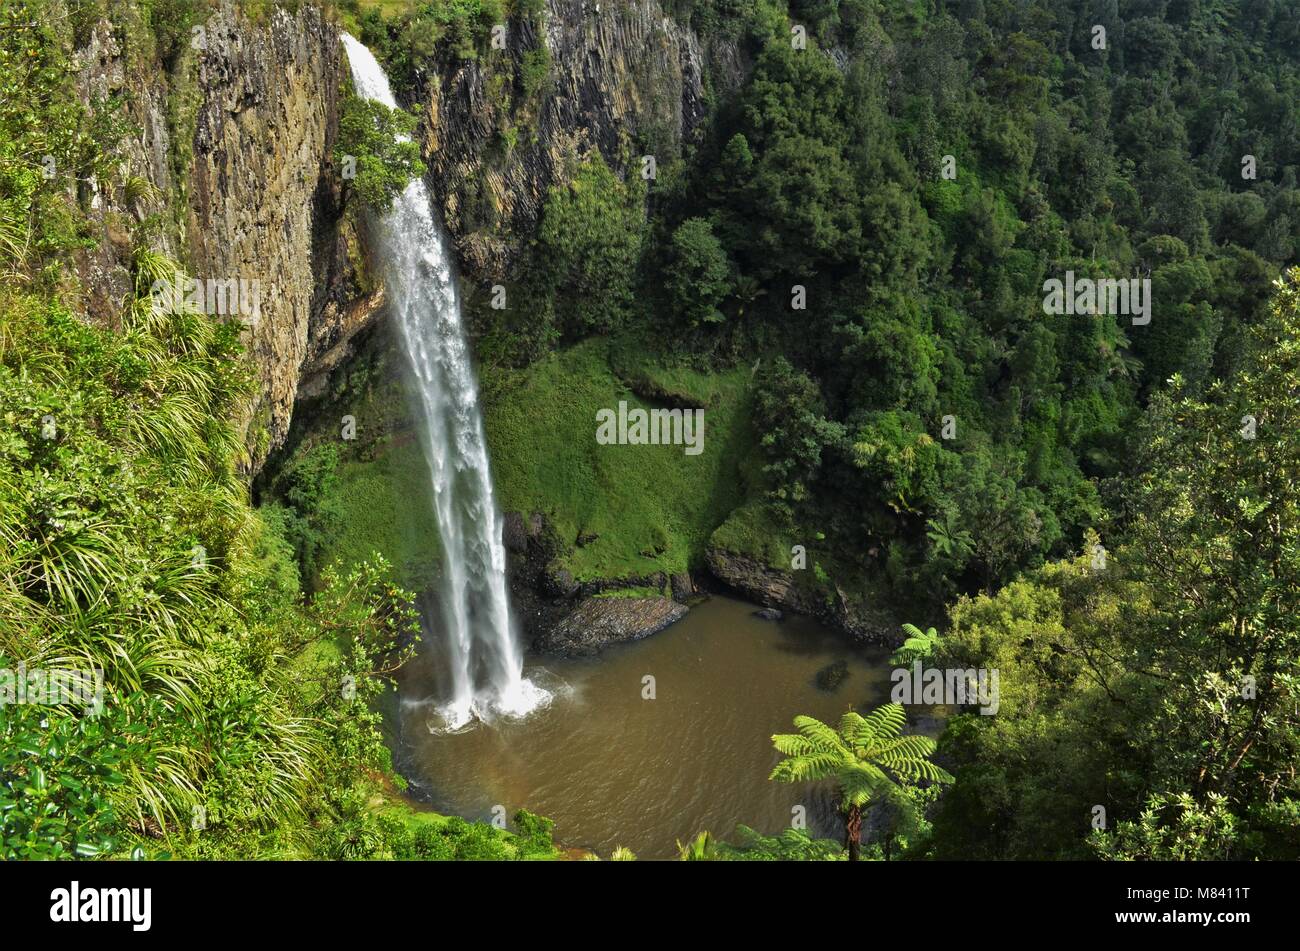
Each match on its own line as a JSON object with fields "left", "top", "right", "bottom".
{"left": 705, "top": 544, "right": 895, "bottom": 645}
{"left": 535, "top": 597, "right": 688, "bottom": 656}
{"left": 815, "top": 660, "right": 850, "bottom": 692}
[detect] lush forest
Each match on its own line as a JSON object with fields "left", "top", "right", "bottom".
{"left": 2, "top": 0, "right": 1299, "bottom": 862}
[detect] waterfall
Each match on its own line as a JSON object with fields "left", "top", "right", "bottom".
{"left": 341, "top": 35, "right": 548, "bottom": 730}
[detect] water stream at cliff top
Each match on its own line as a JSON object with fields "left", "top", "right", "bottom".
{"left": 341, "top": 35, "right": 548, "bottom": 730}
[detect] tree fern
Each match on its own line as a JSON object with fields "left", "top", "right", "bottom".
{"left": 889, "top": 622, "right": 941, "bottom": 666}
{"left": 770, "top": 702, "right": 953, "bottom": 860}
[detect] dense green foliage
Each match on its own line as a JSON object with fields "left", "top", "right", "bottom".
{"left": 713, "top": 825, "right": 846, "bottom": 861}
{"left": 0, "top": 271, "right": 442, "bottom": 857}
{"left": 459, "top": 0, "right": 1300, "bottom": 620}
{"left": 0, "top": 0, "right": 553, "bottom": 861}
{"left": 534, "top": 155, "right": 648, "bottom": 339}
{"left": 922, "top": 273, "right": 1300, "bottom": 860}
{"left": 0, "top": 688, "right": 141, "bottom": 858}
{"left": 336, "top": 92, "right": 427, "bottom": 210}
{"left": 0, "top": 2, "right": 122, "bottom": 279}
{"left": 6, "top": 0, "right": 1300, "bottom": 863}
{"left": 659, "top": 0, "right": 1295, "bottom": 613}
{"left": 458, "top": 0, "right": 1300, "bottom": 861}
{"left": 343, "top": 0, "right": 523, "bottom": 97}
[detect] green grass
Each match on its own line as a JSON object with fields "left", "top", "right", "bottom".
{"left": 709, "top": 500, "right": 795, "bottom": 569}
{"left": 372, "top": 797, "right": 453, "bottom": 834}
{"left": 281, "top": 332, "right": 770, "bottom": 591}
{"left": 322, "top": 437, "right": 443, "bottom": 591}
{"left": 371, "top": 785, "right": 562, "bottom": 861}
{"left": 267, "top": 332, "right": 445, "bottom": 593}
{"left": 482, "top": 338, "right": 757, "bottom": 580}
{"left": 608, "top": 337, "right": 747, "bottom": 408}
{"left": 355, "top": 0, "right": 418, "bottom": 14}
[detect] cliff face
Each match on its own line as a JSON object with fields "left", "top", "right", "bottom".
{"left": 74, "top": 1, "right": 376, "bottom": 473}
{"left": 183, "top": 5, "right": 373, "bottom": 464}
{"left": 422, "top": 0, "right": 729, "bottom": 279}
{"left": 73, "top": 0, "right": 734, "bottom": 472}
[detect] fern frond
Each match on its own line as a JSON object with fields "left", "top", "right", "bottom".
{"left": 769, "top": 751, "right": 845, "bottom": 783}
{"left": 851, "top": 702, "right": 907, "bottom": 746}
{"left": 874, "top": 734, "right": 939, "bottom": 763}
{"left": 793, "top": 714, "right": 846, "bottom": 751}
{"left": 771, "top": 733, "right": 820, "bottom": 757}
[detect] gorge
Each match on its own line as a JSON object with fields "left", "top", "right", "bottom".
{"left": 5, "top": 0, "right": 1299, "bottom": 866}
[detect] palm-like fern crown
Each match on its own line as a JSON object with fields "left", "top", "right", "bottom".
{"left": 770, "top": 703, "right": 954, "bottom": 807}
{"left": 889, "top": 623, "right": 940, "bottom": 666}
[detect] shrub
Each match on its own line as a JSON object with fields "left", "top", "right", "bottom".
{"left": 335, "top": 93, "right": 426, "bottom": 211}
{"left": 536, "top": 153, "right": 646, "bottom": 338}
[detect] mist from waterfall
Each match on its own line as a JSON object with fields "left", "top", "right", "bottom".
{"left": 341, "top": 34, "right": 548, "bottom": 730}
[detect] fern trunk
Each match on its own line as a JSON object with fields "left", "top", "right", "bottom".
{"left": 845, "top": 802, "right": 862, "bottom": 862}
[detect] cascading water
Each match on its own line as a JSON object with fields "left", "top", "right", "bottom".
{"left": 341, "top": 35, "right": 548, "bottom": 730}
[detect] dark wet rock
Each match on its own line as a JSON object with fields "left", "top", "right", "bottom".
{"left": 705, "top": 544, "right": 894, "bottom": 645}
{"left": 705, "top": 547, "right": 804, "bottom": 611}
{"left": 503, "top": 511, "right": 528, "bottom": 553}
{"left": 815, "top": 660, "right": 850, "bottom": 692}
{"left": 669, "top": 571, "right": 695, "bottom": 603}
{"left": 753, "top": 607, "right": 783, "bottom": 622}
{"left": 542, "top": 564, "right": 579, "bottom": 598}
{"left": 577, "top": 572, "right": 666, "bottom": 597}
{"left": 535, "top": 597, "right": 688, "bottom": 656}
{"left": 576, "top": 530, "right": 599, "bottom": 547}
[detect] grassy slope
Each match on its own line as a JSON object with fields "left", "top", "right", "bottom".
{"left": 482, "top": 338, "right": 757, "bottom": 580}
{"left": 284, "top": 327, "right": 783, "bottom": 592}
{"left": 327, "top": 440, "right": 443, "bottom": 588}
{"left": 263, "top": 328, "right": 444, "bottom": 593}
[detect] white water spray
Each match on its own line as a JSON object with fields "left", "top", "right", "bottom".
{"left": 341, "top": 35, "right": 548, "bottom": 730}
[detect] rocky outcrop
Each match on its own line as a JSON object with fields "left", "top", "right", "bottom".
{"left": 421, "top": 0, "right": 726, "bottom": 279}
{"left": 669, "top": 571, "right": 696, "bottom": 603}
{"left": 73, "top": 2, "right": 376, "bottom": 473}
{"left": 535, "top": 596, "right": 687, "bottom": 656}
{"left": 814, "top": 659, "right": 849, "bottom": 691}
{"left": 73, "top": 18, "right": 177, "bottom": 324}
{"left": 706, "top": 545, "right": 894, "bottom": 645}
{"left": 502, "top": 508, "right": 709, "bottom": 647}
{"left": 705, "top": 547, "right": 813, "bottom": 612}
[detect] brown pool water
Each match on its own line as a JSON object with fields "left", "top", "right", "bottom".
{"left": 390, "top": 594, "right": 902, "bottom": 858}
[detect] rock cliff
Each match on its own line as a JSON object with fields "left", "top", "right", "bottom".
{"left": 419, "top": 0, "right": 728, "bottom": 279}
{"left": 73, "top": 1, "right": 375, "bottom": 473}
{"left": 73, "top": 0, "right": 736, "bottom": 473}
{"left": 706, "top": 544, "right": 894, "bottom": 644}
